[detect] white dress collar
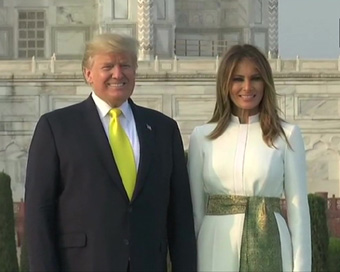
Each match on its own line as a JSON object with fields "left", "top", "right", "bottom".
{"left": 230, "top": 113, "right": 260, "bottom": 124}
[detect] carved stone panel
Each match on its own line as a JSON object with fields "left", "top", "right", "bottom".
{"left": 51, "top": 26, "right": 90, "bottom": 59}
{"left": 0, "top": 8, "right": 7, "bottom": 24}
{"left": 221, "top": 0, "right": 246, "bottom": 27}
{"left": 295, "top": 95, "right": 340, "bottom": 120}
{"left": 0, "top": 27, "right": 12, "bottom": 59}
{"left": 176, "top": 0, "right": 221, "bottom": 28}
{"left": 49, "top": 95, "right": 86, "bottom": 111}
{"left": 305, "top": 134, "right": 340, "bottom": 197}
{"left": 113, "top": 0, "right": 128, "bottom": 19}
{"left": 155, "top": 0, "right": 166, "bottom": 20}
{"left": 56, "top": 5, "right": 96, "bottom": 25}
{"left": 172, "top": 95, "right": 215, "bottom": 120}
{"left": 154, "top": 26, "right": 172, "bottom": 57}
{"left": 188, "top": 10, "right": 219, "bottom": 27}
{"left": 254, "top": 0, "right": 263, "bottom": 24}
{"left": 0, "top": 96, "right": 40, "bottom": 121}
{"left": 131, "top": 94, "right": 163, "bottom": 112}
{"left": 106, "top": 24, "right": 136, "bottom": 37}
{"left": 252, "top": 31, "right": 267, "bottom": 53}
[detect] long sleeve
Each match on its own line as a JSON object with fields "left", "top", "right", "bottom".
{"left": 283, "top": 125, "right": 311, "bottom": 271}
{"left": 187, "top": 127, "right": 207, "bottom": 236}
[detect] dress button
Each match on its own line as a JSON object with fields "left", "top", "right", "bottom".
{"left": 124, "top": 239, "right": 129, "bottom": 245}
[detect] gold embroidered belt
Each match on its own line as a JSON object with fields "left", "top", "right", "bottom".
{"left": 206, "top": 195, "right": 283, "bottom": 272}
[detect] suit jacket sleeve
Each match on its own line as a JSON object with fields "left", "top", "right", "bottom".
{"left": 284, "top": 125, "right": 311, "bottom": 271}
{"left": 167, "top": 122, "right": 197, "bottom": 272}
{"left": 25, "top": 115, "right": 60, "bottom": 271}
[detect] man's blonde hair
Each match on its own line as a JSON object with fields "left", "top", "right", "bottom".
{"left": 82, "top": 33, "right": 139, "bottom": 80}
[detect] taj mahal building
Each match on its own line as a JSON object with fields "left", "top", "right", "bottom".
{"left": 1, "top": 0, "right": 340, "bottom": 201}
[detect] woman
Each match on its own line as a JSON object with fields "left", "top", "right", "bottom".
{"left": 187, "top": 44, "right": 311, "bottom": 271}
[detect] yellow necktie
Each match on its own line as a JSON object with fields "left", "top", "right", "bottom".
{"left": 109, "top": 108, "right": 136, "bottom": 200}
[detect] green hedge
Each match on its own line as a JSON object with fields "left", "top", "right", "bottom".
{"left": 0, "top": 171, "right": 19, "bottom": 272}
{"left": 328, "top": 237, "right": 340, "bottom": 272}
{"left": 308, "top": 194, "right": 329, "bottom": 272}
{"left": 20, "top": 235, "right": 29, "bottom": 272}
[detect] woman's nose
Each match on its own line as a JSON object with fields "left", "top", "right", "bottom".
{"left": 243, "top": 79, "right": 252, "bottom": 91}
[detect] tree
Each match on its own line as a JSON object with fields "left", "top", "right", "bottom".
{"left": 20, "top": 236, "right": 29, "bottom": 272}
{"left": 328, "top": 237, "right": 340, "bottom": 272}
{"left": 309, "top": 194, "right": 329, "bottom": 272}
{"left": 0, "top": 171, "right": 19, "bottom": 271}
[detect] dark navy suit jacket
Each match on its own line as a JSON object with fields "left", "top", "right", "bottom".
{"left": 25, "top": 95, "right": 197, "bottom": 271}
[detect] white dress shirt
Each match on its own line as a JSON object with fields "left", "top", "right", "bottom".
{"left": 91, "top": 92, "right": 140, "bottom": 169}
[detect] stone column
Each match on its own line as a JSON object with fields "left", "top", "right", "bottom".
{"left": 137, "top": 0, "right": 154, "bottom": 60}
{"left": 268, "top": 0, "right": 278, "bottom": 58}
{"left": 97, "top": 0, "right": 104, "bottom": 34}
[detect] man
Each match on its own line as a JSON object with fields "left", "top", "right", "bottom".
{"left": 25, "top": 33, "right": 197, "bottom": 271}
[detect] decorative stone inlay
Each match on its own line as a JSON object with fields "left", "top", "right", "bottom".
{"left": 138, "top": 0, "right": 154, "bottom": 60}
{"left": 268, "top": 0, "right": 278, "bottom": 58}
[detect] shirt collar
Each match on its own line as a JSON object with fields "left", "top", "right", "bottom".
{"left": 91, "top": 92, "right": 133, "bottom": 121}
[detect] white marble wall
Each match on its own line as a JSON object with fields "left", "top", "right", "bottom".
{"left": 175, "top": 0, "right": 269, "bottom": 53}
{"left": 0, "top": 0, "right": 95, "bottom": 59}
{"left": 1, "top": 58, "right": 340, "bottom": 201}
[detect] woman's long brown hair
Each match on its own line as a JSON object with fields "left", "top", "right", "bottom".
{"left": 208, "top": 44, "right": 290, "bottom": 148}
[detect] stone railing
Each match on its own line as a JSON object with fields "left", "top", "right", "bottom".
{"left": 2, "top": 57, "right": 340, "bottom": 77}
{"left": 174, "top": 39, "right": 228, "bottom": 57}
{"left": 327, "top": 195, "right": 340, "bottom": 238}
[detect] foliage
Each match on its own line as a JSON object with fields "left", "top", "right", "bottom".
{"left": 308, "top": 194, "right": 329, "bottom": 272}
{"left": 328, "top": 237, "right": 340, "bottom": 272}
{"left": 0, "top": 171, "right": 19, "bottom": 271}
{"left": 20, "top": 236, "right": 29, "bottom": 272}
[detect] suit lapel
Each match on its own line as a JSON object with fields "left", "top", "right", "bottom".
{"left": 129, "top": 100, "right": 154, "bottom": 201}
{"left": 82, "top": 96, "right": 127, "bottom": 198}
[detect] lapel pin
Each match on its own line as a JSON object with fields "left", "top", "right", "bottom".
{"left": 146, "top": 124, "right": 152, "bottom": 131}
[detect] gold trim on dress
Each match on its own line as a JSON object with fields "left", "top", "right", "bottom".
{"left": 206, "top": 195, "right": 283, "bottom": 272}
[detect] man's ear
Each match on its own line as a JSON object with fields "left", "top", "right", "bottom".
{"left": 84, "top": 68, "right": 92, "bottom": 84}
